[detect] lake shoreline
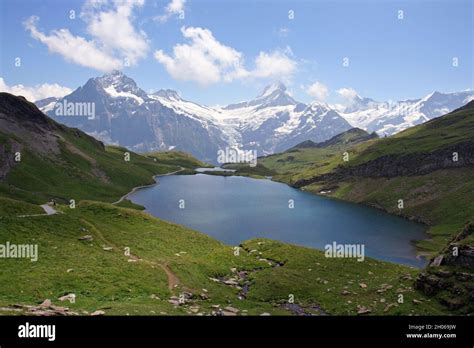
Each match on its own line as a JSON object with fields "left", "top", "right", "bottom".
{"left": 126, "top": 171, "right": 428, "bottom": 268}
{"left": 196, "top": 168, "right": 432, "bottom": 263}
{"left": 112, "top": 166, "right": 184, "bottom": 205}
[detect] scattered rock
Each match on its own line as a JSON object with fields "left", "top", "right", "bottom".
{"left": 78, "top": 235, "right": 93, "bottom": 241}
{"left": 456, "top": 272, "right": 473, "bottom": 282}
{"left": 90, "top": 310, "right": 105, "bottom": 316}
{"left": 434, "top": 269, "right": 453, "bottom": 278}
{"left": 223, "top": 306, "right": 240, "bottom": 314}
{"left": 359, "top": 283, "right": 367, "bottom": 288}
{"left": 384, "top": 303, "right": 398, "bottom": 313}
{"left": 39, "top": 299, "right": 51, "bottom": 308}
{"left": 430, "top": 255, "right": 444, "bottom": 267}
{"left": 189, "top": 306, "right": 200, "bottom": 313}
{"left": 356, "top": 306, "right": 371, "bottom": 315}
{"left": 377, "top": 284, "right": 393, "bottom": 293}
{"left": 440, "top": 297, "right": 465, "bottom": 310}
{"left": 58, "top": 294, "right": 75, "bottom": 303}
{"left": 223, "top": 279, "right": 239, "bottom": 286}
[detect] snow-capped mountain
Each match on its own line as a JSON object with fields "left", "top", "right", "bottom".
{"left": 341, "top": 90, "right": 474, "bottom": 136}
{"left": 42, "top": 71, "right": 228, "bottom": 163}
{"left": 37, "top": 71, "right": 473, "bottom": 162}
{"left": 214, "top": 82, "right": 351, "bottom": 155}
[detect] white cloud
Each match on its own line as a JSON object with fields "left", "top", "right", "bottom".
{"left": 154, "top": 26, "right": 246, "bottom": 86}
{"left": 24, "top": 16, "right": 122, "bottom": 72}
{"left": 24, "top": 0, "right": 148, "bottom": 72}
{"left": 337, "top": 87, "right": 358, "bottom": 102}
{"left": 154, "top": 26, "right": 297, "bottom": 86}
{"left": 304, "top": 82, "right": 329, "bottom": 101}
{"left": 0, "top": 77, "right": 72, "bottom": 102}
{"left": 156, "top": 0, "right": 186, "bottom": 23}
{"left": 250, "top": 50, "right": 296, "bottom": 79}
{"left": 83, "top": 0, "right": 149, "bottom": 66}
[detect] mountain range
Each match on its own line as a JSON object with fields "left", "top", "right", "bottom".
{"left": 37, "top": 71, "right": 474, "bottom": 163}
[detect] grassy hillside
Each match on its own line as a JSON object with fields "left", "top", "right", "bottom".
{"left": 259, "top": 128, "right": 379, "bottom": 183}
{"left": 0, "top": 93, "right": 205, "bottom": 205}
{"left": 0, "top": 202, "right": 451, "bottom": 316}
{"left": 146, "top": 150, "right": 212, "bottom": 169}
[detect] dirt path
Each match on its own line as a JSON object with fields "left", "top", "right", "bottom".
{"left": 17, "top": 203, "right": 58, "bottom": 218}
{"left": 79, "top": 218, "right": 180, "bottom": 291}
{"left": 40, "top": 204, "right": 57, "bottom": 215}
{"left": 112, "top": 167, "right": 185, "bottom": 205}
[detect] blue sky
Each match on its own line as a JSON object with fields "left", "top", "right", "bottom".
{"left": 0, "top": 0, "right": 472, "bottom": 105}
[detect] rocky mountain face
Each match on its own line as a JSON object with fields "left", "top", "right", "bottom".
{"left": 0, "top": 93, "right": 70, "bottom": 177}
{"left": 42, "top": 71, "right": 228, "bottom": 163}
{"left": 37, "top": 73, "right": 353, "bottom": 162}
{"left": 0, "top": 92, "right": 104, "bottom": 183}
{"left": 37, "top": 71, "right": 474, "bottom": 162}
{"left": 218, "top": 83, "right": 353, "bottom": 155}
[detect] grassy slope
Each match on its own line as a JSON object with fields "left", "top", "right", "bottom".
{"left": 0, "top": 197, "right": 44, "bottom": 216}
{"left": 0, "top": 202, "right": 449, "bottom": 316}
{"left": 146, "top": 150, "right": 212, "bottom": 169}
{"left": 0, "top": 128, "right": 181, "bottom": 205}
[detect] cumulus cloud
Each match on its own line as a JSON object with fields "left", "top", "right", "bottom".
{"left": 0, "top": 77, "right": 72, "bottom": 102}
{"left": 83, "top": 0, "right": 149, "bottom": 66}
{"left": 24, "top": 16, "right": 123, "bottom": 72}
{"left": 156, "top": 0, "right": 186, "bottom": 23}
{"left": 304, "top": 82, "right": 329, "bottom": 101}
{"left": 154, "top": 26, "right": 297, "bottom": 86}
{"left": 337, "top": 87, "right": 358, "bottom": 102}
{"left": 251, "top": 50, "right": 296, "bottom": 79}
{"left": 154, "top": 26, "right": 245, "bottom": 86}
{"left": 24, "top": 0, "right": 148, "bottom": 72}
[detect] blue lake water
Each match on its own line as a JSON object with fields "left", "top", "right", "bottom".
{"left": 128, "top": 174, "right": 428, "bottom": 267}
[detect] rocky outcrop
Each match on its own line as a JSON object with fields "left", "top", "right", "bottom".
{"left": 414, "top": 223, "right": 474, "bottom": 313}
{"left": 293, "top": 140, "right": 474, "bottom": 187}
{"left": 0, "top": 140, "right": 21, "bottom": 180}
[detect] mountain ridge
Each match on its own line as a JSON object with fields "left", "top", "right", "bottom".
{"left": 34, "top": 71, "right": 474, "bottom": 162}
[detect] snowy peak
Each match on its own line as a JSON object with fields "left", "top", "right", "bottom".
{"left": 307, "top": 100, "right": 331, "bottom": 113}
{"left": 93, "top": 71, "right": 148, "bottom": 102}
{"left": 258, "top": 81, "right": 287, "bottom": 98}
{"left": 254, "top": 82, "right": 297, "bottom": 108}
{"left": 152, "top": 89, "right": 181, "bottom": 101}
{"left": 224, "top": 82, "right": 297, "bottom": 110}
{"left": 343, "top": 95, "right": 380, "bottom": 113}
